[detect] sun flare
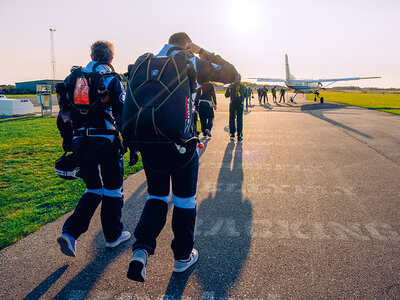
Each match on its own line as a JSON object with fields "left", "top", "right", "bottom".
{"left": 228, "top": 0, "right": 260, "bottom": 33}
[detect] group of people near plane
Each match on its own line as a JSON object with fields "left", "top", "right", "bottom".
{"left": 256, "top": 86, "right": 286, "bottom": 105}
{"left": 194, "top": 82, "right": 289, "bottom": 143}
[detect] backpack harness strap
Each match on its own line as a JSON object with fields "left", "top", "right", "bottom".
{"left": 166, "top": 46, "right": 185, "bottom": 56}
{"left": 92, "top": 61, "right": 115, "bottom": 72}
{"left": 74, "top": 128, "right": 119, "bottom": 137}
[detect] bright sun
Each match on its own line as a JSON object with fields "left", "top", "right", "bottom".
{"left": 228, "top": 0, "right": 260, "bottom": 33}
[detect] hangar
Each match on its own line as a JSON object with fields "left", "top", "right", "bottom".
{"left": 15, "top": 79, "right": 63, "bottom": 93}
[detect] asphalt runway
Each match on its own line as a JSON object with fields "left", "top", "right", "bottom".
{"left": 1, "top": 94, "right": 400, "bottom": 299}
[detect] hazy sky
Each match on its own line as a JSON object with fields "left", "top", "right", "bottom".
{"left": 1, "top": 0, "right": 399, "bottom": 88}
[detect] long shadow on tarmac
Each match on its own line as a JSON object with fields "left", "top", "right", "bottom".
{"left": 51, "top": 181, "right": 148, "bottom": 299}
{"left": 23, "top": 265, "right": 69, "bottom": 300}
{"left": 198, "top": 137, "right": 211, "bottom": 158}
{"left": 301, "top": 103, "right": 372, "bottom": 139}
{"left": 165, "top": 141, "right": 252, "bottom": 298}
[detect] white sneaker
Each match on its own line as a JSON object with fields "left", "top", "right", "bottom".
{"left": 57, "top": 233, "right": 76, "bottom": 257}
{"left": 105, "top": 231, "right": 131, "bottom": 248}
{"left": 173, "top": 249, "right": 199, "bottom": 273}
{"left": 127, "top": 249, "right": 149, "bottom": 282}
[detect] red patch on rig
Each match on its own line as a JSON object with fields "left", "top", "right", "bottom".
{"left": 74, "top": 77, "right": 90, "bottom": 105}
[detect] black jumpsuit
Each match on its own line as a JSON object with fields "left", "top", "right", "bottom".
{"left": 195, "top": 82, "right": 216, "bottom": 136}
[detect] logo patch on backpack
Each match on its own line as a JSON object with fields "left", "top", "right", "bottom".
{"left": 74, "top": 77, "right": 90, "bottom": 105}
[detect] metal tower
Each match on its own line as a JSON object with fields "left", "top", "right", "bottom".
{"left": 50, "top": 29, "right": 56, "bottom": 80}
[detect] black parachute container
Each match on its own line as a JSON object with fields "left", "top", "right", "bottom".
{"left": 122, "top": 51, "right": 195, "bottom": 150}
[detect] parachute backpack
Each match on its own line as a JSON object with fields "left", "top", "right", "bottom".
{"left": 122, "top": 49, "right": 197, "bottom": 154}
{"left": 233, "top": 84, "right": 243, "bottom": 101}
{"left": 67, "top": 62, "right": 121, "bottom": 116}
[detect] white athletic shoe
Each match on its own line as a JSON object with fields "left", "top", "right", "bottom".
{"left": 127, "top": 249, "right": 149, "bottom": 282}
{"left": 173, "top": 249, "right": 199, "bottom": 273}
{"left": 105, "top": 231, "right": 131, "bottom": 248}
{"left": 57, "top": 233, "right": 76, "bottom": 257}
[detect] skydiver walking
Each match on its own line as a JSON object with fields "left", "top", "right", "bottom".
{"left": 195, "top": 81, "right": 217, "bottom": 138}
{"left": 271, "top": 86, "right": 277, "bottom": 103}
{"left": 248, "top": 86, "right": 253, "bottom": 106}
{"left": 261, "top": 86, "right": 268, "bottom": 105}
{"left": 279, "top": 87, "right": 286, "bottom": 103}
{"left": 257, "top": 87, "right": 261, "bottom": 104}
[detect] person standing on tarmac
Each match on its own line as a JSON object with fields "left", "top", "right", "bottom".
{"left": 279, "top": 87, "right": 286, "bottom": 103}
{"left": 126, "top": 32, "right": 239, "bottom": 282}
{"left": 261, "top": 85, "right": 269, "bottom": 105}
{"left": 257, "top": 87, "right": 261, "bottom": 104}
{"left": 195, "top": 81, "right": 217, "bottom": 138}
{"left": 265, "top": 86, "right": 269, "bottom": 104}
{"left": 56, "top": 40, "right": 132, "bottom": 257}
{"left": 225, "top": 75, "right": 246, "bottom": 142}
{"left": 243, "top": 85, "right": 249, "bottom": 109}
{"left": 271, "top": 86, "right": 277, "bottom": 103}
{"left": 248, "top": 86, "right": 253, "bottom": 106}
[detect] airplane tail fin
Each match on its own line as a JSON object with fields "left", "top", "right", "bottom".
{"left": 285, "top": 54, "right": 295, "bottom": 80}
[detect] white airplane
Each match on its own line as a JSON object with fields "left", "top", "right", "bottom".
{"left": 251, "top": 54, "right": 380, "bottom": 103}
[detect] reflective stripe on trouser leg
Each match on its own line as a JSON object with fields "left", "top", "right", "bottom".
{"left": 85, "top": 188, "right": 104, "bottom": 195}
{"left": 103, "top": 187, "right": 123, "bottom": 198}
{"left": 172, "top": 194, "right": 196, "bottom": 209}
{"left": 147, "top": 194, "right": 171, "bottom": 204}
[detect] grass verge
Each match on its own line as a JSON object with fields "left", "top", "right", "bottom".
{"left": 5, "top": 94, "right": 43, "bottom": 98}
{"left": 306, "top": 92, "right": 400, "bottom": 115}
{"left": 0, "top": 116, "right": 143, "bottom": 250}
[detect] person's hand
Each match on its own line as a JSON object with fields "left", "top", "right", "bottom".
{"left": 62, "top": 139, "right": 73, "bottom": 152}
{"left": 129, "top": 149, "right": 139, "bottom": 166}
{"left": 188, "top": 42, "right": 201, "bottom": 54}
{"left": 214, "top": 105, "right": 217, "bottom": 111}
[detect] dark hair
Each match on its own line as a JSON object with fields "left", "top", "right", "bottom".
{"left": 90, "top": 40, "right": 114, "bottom": 62}
{"left": 168, "top": 32, "right": 192, "bottom": 47}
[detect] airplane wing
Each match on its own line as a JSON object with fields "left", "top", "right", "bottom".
{"left": 302, "top": 76, "right": 380, "bottom": 83}
{"left": 248, "top": 77, "right": 286, "bottom": 83}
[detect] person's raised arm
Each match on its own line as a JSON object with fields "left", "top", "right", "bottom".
{"left": 188, "top": 42, "right": 239, "bottom": 85}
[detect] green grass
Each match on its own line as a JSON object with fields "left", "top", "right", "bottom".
{"left": 5, "top": 94, "right": 42, "bottom": 98}
{"left": 306, "top": 92, "right": 400, "bottom": 115}
{"left": 0, "top": 116, "right": 143, "bottom": 250}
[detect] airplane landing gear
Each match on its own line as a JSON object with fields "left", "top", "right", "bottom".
{"left": 289, "top": 93, "right": 298, "bottom": 103}
{"left": 314, "top": 92, "right": 324, "bottom": 103}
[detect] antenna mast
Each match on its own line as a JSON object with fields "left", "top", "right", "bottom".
{"left": 49, "top": 29, "right": 56, "bottom": 80}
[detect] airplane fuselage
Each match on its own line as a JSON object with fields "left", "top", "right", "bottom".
{"left": 286, "top": 81, "right": 320, "bottom": 94}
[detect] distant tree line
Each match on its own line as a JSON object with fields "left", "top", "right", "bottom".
{"left": 329, "top": 86, "right": 400, "bottom": 94}
{"left": 330, "top": 86, "right": 400, "bottom": 91}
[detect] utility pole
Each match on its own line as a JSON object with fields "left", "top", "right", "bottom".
{"left": 49, "top": 28, "right": 56, "bottom": 80}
